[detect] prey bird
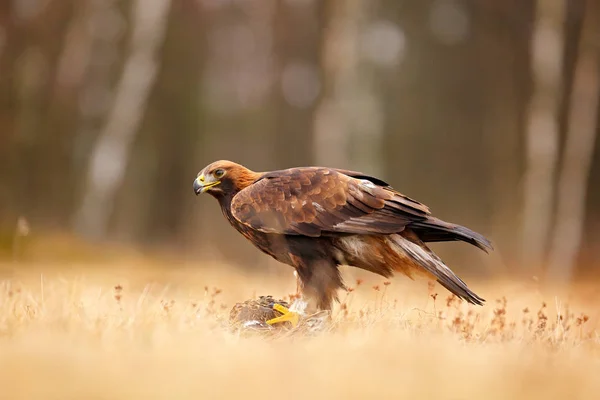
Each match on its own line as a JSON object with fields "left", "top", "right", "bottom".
{"left": 193, "top": 160, "right": 492, "bottom": 326}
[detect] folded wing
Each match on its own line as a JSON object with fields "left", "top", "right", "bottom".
{"left": 230, "top": 167, "right": 430, "bottom": 237}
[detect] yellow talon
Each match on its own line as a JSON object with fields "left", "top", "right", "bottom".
{"left": 266, "top": 303, "right": 300, "bottom": 328}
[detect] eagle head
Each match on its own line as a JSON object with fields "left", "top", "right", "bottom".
{"left": 193, "top": 160, "right": 260, "bottom": 198}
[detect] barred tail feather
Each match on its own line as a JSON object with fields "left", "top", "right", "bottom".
{"left": 390, "top": 234, "right": 485, "bottom": 305}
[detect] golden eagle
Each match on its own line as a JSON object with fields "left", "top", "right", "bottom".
{"left": 194, "top": 160, "right": 492, "bottom": 325}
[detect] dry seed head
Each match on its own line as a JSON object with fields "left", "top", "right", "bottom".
{"left": 114, "top": 285, "right": 123, "bottom": 302}
{"left": 576, "top": 314, "right": 590, "bottom": 326}
{"left": 446, "top": 295, "right": 457, "bottom": 307}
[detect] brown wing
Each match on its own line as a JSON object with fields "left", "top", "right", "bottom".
{"left": 230, "top": 167, "right": 430, "bottom": 237}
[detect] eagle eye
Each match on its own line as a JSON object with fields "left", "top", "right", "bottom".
{"left": 214, "top": 168, "right": 225, "bottom": 179}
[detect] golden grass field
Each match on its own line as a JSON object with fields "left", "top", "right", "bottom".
{"left": 1, "top": 243, "right": 600, "bottom": 400}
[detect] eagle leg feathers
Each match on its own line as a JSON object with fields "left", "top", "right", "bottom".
{"left": 290, "top": 253, "right": 345, "bottom": 312}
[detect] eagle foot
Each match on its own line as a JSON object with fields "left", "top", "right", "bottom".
{"left": 266, "top": 303, "right": 300, "bottom": 328}
{"left": 229, "top": 295, "right": 302, "bottom": 330}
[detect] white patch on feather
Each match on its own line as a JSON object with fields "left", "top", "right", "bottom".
{"left": 334, "top": 218, "right": 372, "bottom": 229}
{"left": 289, "top": 298, "right": 308, "bottom": 315}
{"left": 339, "top": 236, "right": 370, "bottom": 259}
{"left": 312, "top": 202, "right": 326, "bottom": 212}
{"left": 360, "top": 179, "right": 376, "bottom": 189}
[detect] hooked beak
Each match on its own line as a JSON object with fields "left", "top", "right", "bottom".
{"left": 193, "top": 174, "right": 220, "bottom": 195}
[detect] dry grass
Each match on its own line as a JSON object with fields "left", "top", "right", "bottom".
{"left": 1, "top": 259, "right": 600, "bottom": 400}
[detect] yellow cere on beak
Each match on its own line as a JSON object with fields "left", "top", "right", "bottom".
{"left": 194, "top": 174, "right": 220, "bottom": 194}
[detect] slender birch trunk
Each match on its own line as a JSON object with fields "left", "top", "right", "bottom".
{"left": 74, "top": 0, "right": 171, "bottom": 238}
{"left": 521, "top": 0, "right": 565, "bottom": 271}
{"left": 547, "top": 1, "right": 600, "bottom": 281}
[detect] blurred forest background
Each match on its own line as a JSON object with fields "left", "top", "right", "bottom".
{"left": 0, "top": 0, "right": 599, "bottom": 284}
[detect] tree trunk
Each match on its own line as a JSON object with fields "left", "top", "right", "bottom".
{"left": 187, "top": 1, "right": 279, "bottom": 265}
{"left": 273, "top": 0, "right": 320, "bottom": 169}
{"left": 474, "top": 1, "right": 534, "bottom": 272}
{"left": 313, "top": 0, "right": 384, "bottom": 175}
{"left": 74, "top": 0, "right": 171, "bottom": 239}
{"left": 521, "top": 0, "right": 566, "bottom": 272}
{"left": 547, "top": 0, "right": 599, "bottom": 282}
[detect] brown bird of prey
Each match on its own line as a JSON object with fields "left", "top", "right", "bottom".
{"left": 194, "top": 160, "right": 492, "bottom": 326}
